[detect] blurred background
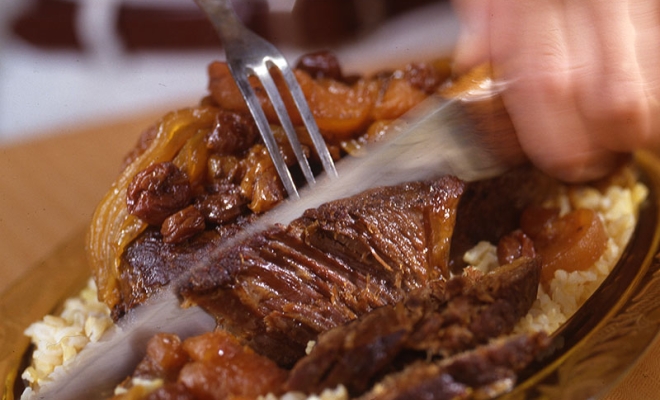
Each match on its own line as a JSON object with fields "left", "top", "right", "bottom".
{"left": 0, "top": 0, "right": 458, "bottom": 145}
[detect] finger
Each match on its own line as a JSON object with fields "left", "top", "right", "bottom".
{"left": 451, "top": 0, "right": 492, "bottom": 72}
{"left": 576, "top": 0, "right": 651, "bottom": 153}
{"left": 629, "top": 0, "right": 660, "bottom": 150}
{"left": 489, "top": 0, "right": 619, "bottom": 181}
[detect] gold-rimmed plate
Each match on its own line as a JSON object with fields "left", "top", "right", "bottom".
{"left": 3, "top": 152, "right": 660, "bottom": 400}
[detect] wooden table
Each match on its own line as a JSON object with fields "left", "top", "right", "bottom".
{"left": 1, "top": 111, "right": 659, "bottom": 399}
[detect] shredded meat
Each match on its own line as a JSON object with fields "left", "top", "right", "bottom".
{"left": 285, "top": 256, "right": 541, "bottom": 396}
{"left": 357, "top": 332, "right": 550, "bottom": 400}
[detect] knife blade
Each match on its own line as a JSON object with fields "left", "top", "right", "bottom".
{"left": 258, "top": 70, "right": 524, "bottom": 227}
{"left": 27, "top": 68, "right": 524, "bottom": 399}
{"left": 263, "top": 82, "right": 522, "bottom": 227}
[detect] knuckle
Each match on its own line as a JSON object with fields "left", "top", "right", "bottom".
{"left": 585, "top": 81, "right": 652, "bottom": 150}
{"left": 592, "top": 85, "right": 645, "bottom": 123}
{"left": 524, "top": 68, "right": 573, "bottom": 102}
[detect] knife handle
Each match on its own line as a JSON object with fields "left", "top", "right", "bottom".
{"left": 440, "top": 65, "right": 527, "bottom": 168}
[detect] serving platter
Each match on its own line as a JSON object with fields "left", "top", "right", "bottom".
{"left": 3, "top": 152, "right": 660, "bottom": 400}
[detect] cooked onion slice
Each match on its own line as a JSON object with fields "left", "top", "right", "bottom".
{"left": 87, "top": 107, "right": 218, "bottom": 310}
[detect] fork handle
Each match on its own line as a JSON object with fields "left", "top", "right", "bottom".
{"left": 194, "top": 0, "right": 247, "bottom": 42}
{"left": 441, "top": 65, "right": 527, "bottom": 168}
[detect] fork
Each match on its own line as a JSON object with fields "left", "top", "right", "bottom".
{"left": 195, "top": 0, "right": 338, "bottom": 200}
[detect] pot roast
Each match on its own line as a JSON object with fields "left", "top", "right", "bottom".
{"left": 77, "top": 52, "right": 600, "bottom": 400}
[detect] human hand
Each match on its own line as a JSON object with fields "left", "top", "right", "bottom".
{"left": 452, "top": 0, "right": 660, "bottom": 182}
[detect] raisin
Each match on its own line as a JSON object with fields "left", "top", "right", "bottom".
{"left": 497, "top": 230, "right": 536, "bottom": 266}
{"left": 249, "top": 170, "right": 285, "bottom": 214}
{"left": 207, "top": 154, "right": 243, "bottom": 184}
{"left": 404, "top": 63, "right": 444, "bottom": 94}
{"left": 206, "top": 110, "right": 259, "bottom": 155}
{"left": 161, "top": 206, "right": 206, "bottom": 244}
{"left": 295, "top": 51, "right": 343, "bottom": 81}
{"left": 196, "top": 185, "right": 247, "bottom": 225}
{"left": 127, "top": 162, "right": 192, "bottom": 225}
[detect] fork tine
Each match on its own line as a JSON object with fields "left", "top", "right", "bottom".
{"left": 254, "top": 62, "right": 317, "bottom": 187}
{"left": 273, "top": 60, "right": 339, "bottom": 180}
{"left": 229, "top": 64, "right": 301, "bottom": 199}
{"left": 196, "top": 0, "right": 338, "bottom": 199}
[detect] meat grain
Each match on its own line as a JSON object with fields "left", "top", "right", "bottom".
{"left": 179, "top": 177, "right": 466, "bottom": 366}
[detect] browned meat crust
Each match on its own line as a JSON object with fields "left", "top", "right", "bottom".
{"left": 116, "top": 217, "right": 255, "bottom": 319}
{"left": 178, "top": 177, "right": 466, "bottom": 366}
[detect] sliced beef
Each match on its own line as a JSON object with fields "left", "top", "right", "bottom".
{"left": 408, "top": 255, "right": 540, "bottom": 355}
{"left": 114, "top": 255, "right": 545, "bottom": 400}
{"left": 357, "top": 332, "right": 551, "bottom": 400}
{"left": 285, "top": 256, "right": 541, "bottom": 396}
{"left": 178, "top": 176, "right": 466, "bottom": 366}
